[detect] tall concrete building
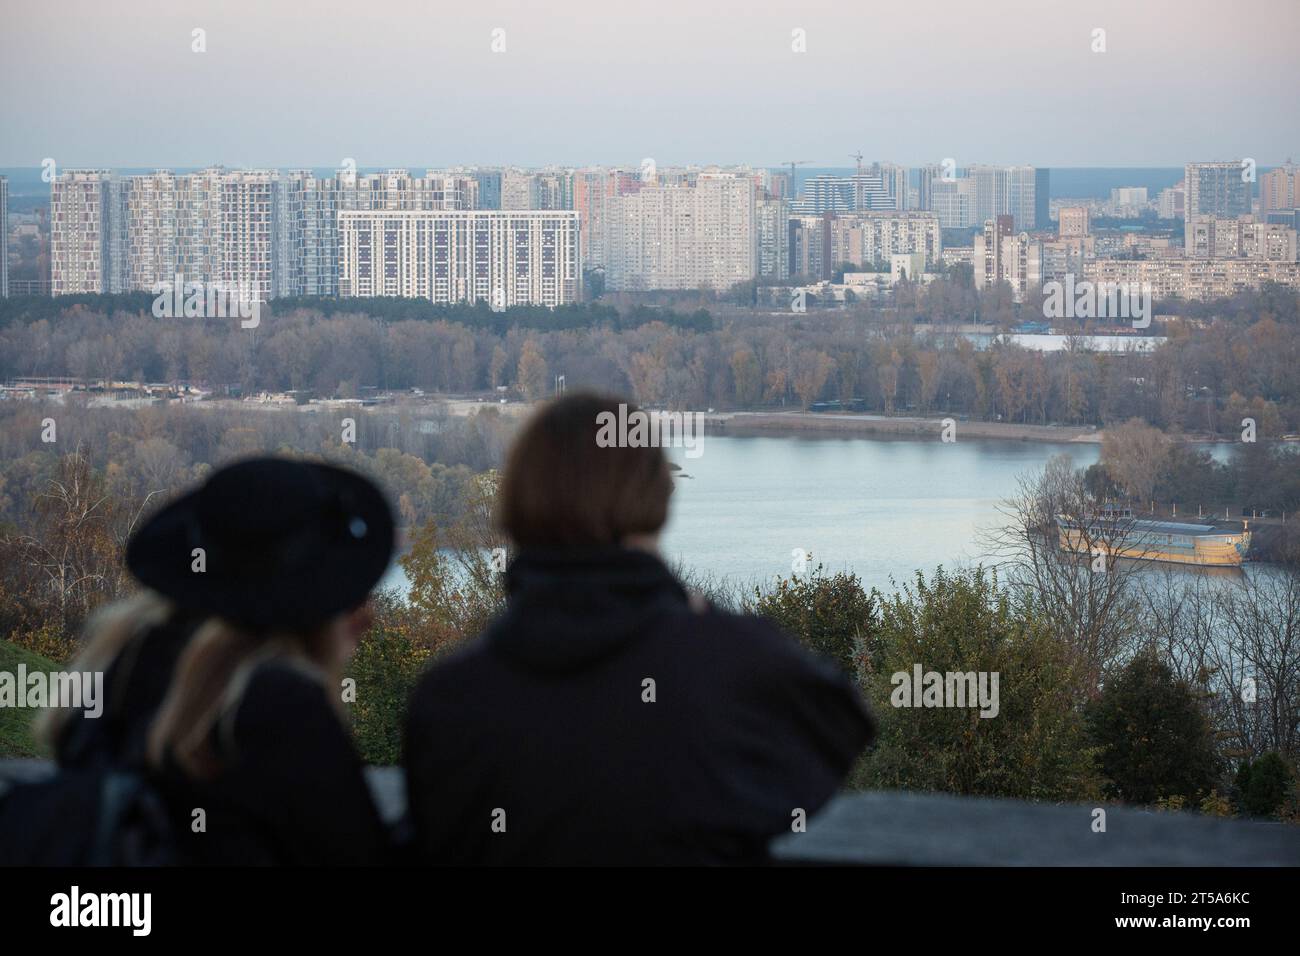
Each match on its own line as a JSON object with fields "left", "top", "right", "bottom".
{"left": 501, "top": 170, "right": 535, "bottom": 210}
{"left": 472, "top": 169, "right": 503, "bottom": 209}
{"left": 532, "top": 170, "right": 573, "bottom": 210}
{"left": 118, "top": 167, "right": 278, "bottom": 302}
{"left": 283, "top": 170, "right": 342, "bottom": 296}
{"left": 1035, "top": 168, "right": 1051, "bottom": 233}
{"left": 931, "top": 177, "right": 976, "bottom": 228}
{"left": 1185, "top": 162, "right": 1252, "bottom": 253}
{"left": 1085, "top": 257, "right": 1300, "bottom": 299}
{"left": 974, "top": 215, "right": 1041, "bottom": 301}
{"left": 1187, "top": 217, "right": 1298, "bottom": 260}
{"left": 1157, "top": 182, "right": 1185, "bottom": 220}
{"left": 573, "top": 168, "right": 645, "bottom": 271}
{"left": 755, "top": 196, "right": 789, "bottom": 280}
{"left": 51, "top": 170, "right": 128, "bottom": 295}
{"left": 124, "top": 170, "right": 185, "bottom": 293}
{"left": 338, "top": 169, "right": 474, "bottom": 212}
{"left": 1059, "top": 206, "right": 1090, "bottom": 238}
{"left": 337, "top": 209, "right": 581, "bottom": 306}
{"left": 878, "top": 164, "right": 908, "bottom": 211}
{"left": 827, "top": 212, "right": 942, "bottom": 268}
{"left": 790, "top": 213, "right": 832, "bottom": 279}
{"left": 970, "top": 165, "right": 1044, "bottom": 231}
{"left": 787, "top": 211, "right": 941, "bottom": 278}
{"left": 572, "top": 169, "right": 609, "bottom": 270}
{"left": 1260, "top": 163, "right": 1298, "bottom": 215}
{"left": 61, "top": 167, "right": 489, "bottom": 301}
{"left": 0, "top": 175, "right": 7, "bottom": 298}
{"left": 604, "top": 174, "right": 755, "bottom": 292}
{"left": 914, "top": 164, "right": 944, "bottom": 212}
{"left": 792, "top": 171, "right": 895, "bottom": 214}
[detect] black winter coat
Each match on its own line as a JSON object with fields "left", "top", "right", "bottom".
{"left": 158, "top": 659, "right": 392, "bottom": 865}
{"left": 56, "top": 610, "right": 207, "bottom": 771}
{"left": 404, "top": 548, "right": 875, "bottom": 865}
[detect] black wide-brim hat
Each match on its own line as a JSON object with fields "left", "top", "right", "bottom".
{"left": 126, "top": 457, "right": 396, "bottom": 633}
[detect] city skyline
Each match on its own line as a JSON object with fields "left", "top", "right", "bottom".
{"left": 3, "top": 0, "right": 1297, "bottom": 168}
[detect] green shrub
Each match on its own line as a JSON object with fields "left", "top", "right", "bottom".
{"left": 1086, "top": 649, "right": 1219, "bottom": 805}
{"left": 858, "top": 567, "right": 1101, "bottom": 801}
{"left": 345, "top": 594, "right": 438, "bottom": 765}
{"left": 754, "top": 562, "right": 876, "bottom": 680}
{"left": 1237, "top": 752, "right": 1294, "bottom": 818}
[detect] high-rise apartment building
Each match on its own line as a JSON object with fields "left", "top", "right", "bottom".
{"left": 51, "top": 170, "right": 128, "bottom": 295}
{"left": 472, "top": 170, "right": 503, "bottom": 210}
{"left": 1059, "top": 207, "right": 1090, "bottom": 238}
{"left": 755, "top": 196, "right": 789, "bottom": 280}
{"left": 914, "top": 164, "right": 944, "bottom": 212}
{"left": 786, "top": 212, "right": 941, "bottom": 279}
{"left": 878, "top": 164, "right": 908, "bottom": 211}
{"left": 337, "top": 209, "right": 581, "bottom": 306}
{"left": 1185, "top": 162, "right": 1252, "bottom": 253}
{"left": 1085, "top": 258, "right": 1300, "bottom": 299}
{"left": 501, "top": 170, "right": 535, "bottom": 210}
{"left": 1035, "top": 168, "right": 1051, "bottom": 232}
{"left": 792, "top": 171, "right": 895, "bottom": 214}
{"left": 604, "top": 174, "right": 756, "bottom": 291}
{"left": 56, "top": 167, "right": 494, "bottom": 301}
{"left": 1259, "top": 163, "right": 1298, "bottom": 215}
{"left": 1187, "top": 217, "right": 1298, "bottom": 260}
{"left": 931, "top": 177, "right": 975, "bottom": 228}
{"left": 970, "top": 165, "right": 1043, "bottom": 231}
{"left": 1110, "top": 187, "right": 1148, "bottom": 208}
{"left": 122, "top": 168, "right": 279, "bottom": 299}
{"left": 0, "top": 175, "right": 7, "bottom": 298}
{"left": 339, "top": 169, "right": 474, "bottom": 212}
{"left": 790, "top": 214, "right": 832, "bottom": 279}
{"left": 1157, "top": 182, "right": 1185, "bottom": 220}
{"left": 283, "top": 170, "right": 341, "bottom": 296}
{"left": 973, "top": 215, "right": 1041, "bottom": 301}
{"left": 827, "top": 212, "right": 943, "bottom": 268}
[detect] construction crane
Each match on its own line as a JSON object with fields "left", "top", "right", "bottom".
{"left": 779, "top": 160, "right": 812, "bottom": 201}
{"left": 851, "top": 152, "right": 865, "bottom": 209}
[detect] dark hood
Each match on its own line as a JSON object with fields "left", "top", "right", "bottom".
{"left": 487, "top": 548, "right": 690, "bottom": 674}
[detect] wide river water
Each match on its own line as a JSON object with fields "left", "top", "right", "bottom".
{"left": 659, "top": 435, "right": 1101, "bottom": 592}
{"left": 382, "top": 435, "right": 1240, "bottom": 596}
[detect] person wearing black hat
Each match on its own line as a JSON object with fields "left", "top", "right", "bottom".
{"left": 403, "top": 394, "right": 877, "bottom": 865}
{"left": 119, "top": 456, "right": 398, "bottom": 865}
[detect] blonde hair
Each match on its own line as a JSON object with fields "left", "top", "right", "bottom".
{"left": 36, "top": 590, "right": 175, "bottom": 750}
{"left": 147, "top": 616, "right": 350, "bottom": 780}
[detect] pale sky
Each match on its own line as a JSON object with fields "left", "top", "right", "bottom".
{"left": 2, "top": 0, "right": 1296, "bottom": 168}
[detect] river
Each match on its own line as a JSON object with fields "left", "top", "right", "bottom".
{"left": 660, "top": 435, "right": 1103, "bottom": 592}
{"left": 382, "top": 434, "right": 1242, "bottom": 596}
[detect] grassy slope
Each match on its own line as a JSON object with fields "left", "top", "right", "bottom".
{"left": 0, "top": 640, "right": 59, "bottom": 758}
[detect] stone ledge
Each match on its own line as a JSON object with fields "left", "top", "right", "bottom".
{"left": 770, "top": 790, "right": 1300, "bottom": 866}
{"left": 5, "top": 760, "right": 1298, "bottom": 865}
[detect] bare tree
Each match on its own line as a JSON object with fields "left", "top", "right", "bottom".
{"left": 985, "top": 453, "right": 1153, "bottom": 688}
{"left": 1214, "top": 569, "right": 1300, "bottom": 759}
{"left": 2, "top": 448, "right": 131, "bottom": 630}
{"left": 1101, "top": 418, "right": 1170, "bottom": 506}
{"left": 1138, "top": 564, "right": 1300, "bottom": 763}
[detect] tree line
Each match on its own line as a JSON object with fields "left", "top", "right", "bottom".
{"left": 1, "top": 281, "right": 1298, "bottom": 433}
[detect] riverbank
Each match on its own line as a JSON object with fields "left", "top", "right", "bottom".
{"left": 704, "top": 411, "right": 1104, "bottom": 443}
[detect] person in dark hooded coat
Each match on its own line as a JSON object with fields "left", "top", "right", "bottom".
{"left": 404, "top": 393, "right": 876, "bottom": 865}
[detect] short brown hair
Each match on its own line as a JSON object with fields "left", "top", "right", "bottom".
{"left": 497, "top": 393, "right": 674, "bottom": 549}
